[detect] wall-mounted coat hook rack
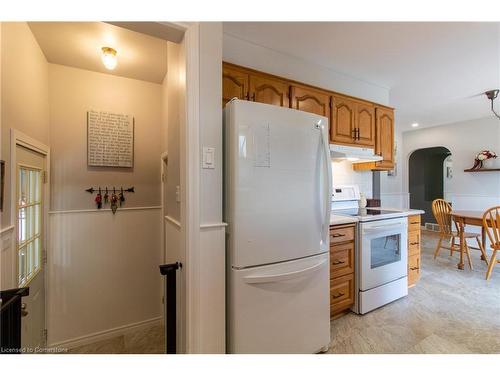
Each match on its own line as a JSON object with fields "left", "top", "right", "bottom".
{"left": 85, "top": 186, "right": 135, "bottom": 194}
{"left": 85, "top": 186, "right": 135, "bottom": 213}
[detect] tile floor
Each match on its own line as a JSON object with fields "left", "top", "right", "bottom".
{"left": 328, "top": 230, "right": 500, "bottom": 354}
{"left": 66, "top": 231, "right": 499, "bottom": 354}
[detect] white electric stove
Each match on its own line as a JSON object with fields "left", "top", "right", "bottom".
{"left": 331, "top": 185, "right": 409, "bottom": 314}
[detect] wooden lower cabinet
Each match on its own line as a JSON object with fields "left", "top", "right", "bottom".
{"left": 407, "top": 214, "right": 421, "bottom": 287}
{"left": 330, "top": 223, "right": 356, "bottom": 319}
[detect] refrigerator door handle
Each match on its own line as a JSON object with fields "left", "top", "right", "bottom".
{"left": 242, "top": 259, "right": 327, "bottom": 284}
{"left": 319, "top": 121, "right": 333, "bottom": 244}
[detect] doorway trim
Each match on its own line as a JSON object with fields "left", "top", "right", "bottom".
{"left": 10, "top": 129, "right": 50, "bottom": 345}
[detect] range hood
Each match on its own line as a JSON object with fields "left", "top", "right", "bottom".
{"left": 330, "top": 144, "right": 383, "bottom": 163}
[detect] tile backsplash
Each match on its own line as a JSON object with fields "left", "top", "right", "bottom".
{"left": 331, "top": 160, "right": 372, "bottom": 199}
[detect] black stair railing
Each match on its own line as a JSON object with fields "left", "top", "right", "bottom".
{"left": 1, "top": 287, "right": 29, "bottom": 354}
{"left": 159, "top": 262, "right": 182, "bottom": 354}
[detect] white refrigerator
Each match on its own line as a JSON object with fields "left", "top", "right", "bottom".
{"left": 224, "top": 100, "right": 332, "bottom": 353}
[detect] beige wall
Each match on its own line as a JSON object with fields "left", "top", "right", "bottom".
{"left": 1, "top": 22, "right": 50, "bottom": 228}
{"left": 49, "top": 64, "right": 162, "bottom": 210}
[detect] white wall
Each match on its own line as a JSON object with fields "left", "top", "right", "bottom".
{"left": 332, "top": 160, "right": 372, "bottom": 199}
{"left": 443, "top": 155, "right": 453, "bottom": 202}
{"left": 197, "top": 22, "right": 225, "bottom": 353}
{"left": 223, "top": 33, "right": 390, "bottom": 105}
{"left": 401, "top": 117, "right": 500, "bottom": 211}
{"left": 380, "top": 131, "right": 406, "bottom": 208}
{"left": 163, "top": 39, "right": 187, "bottom": 353}
{"left": 48, "top": 208, "right": 162, "bottom": 346}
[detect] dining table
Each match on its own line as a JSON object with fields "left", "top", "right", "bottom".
{"left": 450, "top": 210, "right": 488, "bottom": 270}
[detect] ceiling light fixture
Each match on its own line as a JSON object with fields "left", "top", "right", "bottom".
{"left": 411, "top": 123, "right": 419, "bottom": 128}
{"left": 485, "top": 89, "right": 500, "bottom": 120}
{"left": 101, "top": 47, "right": 117, "bottom": 70}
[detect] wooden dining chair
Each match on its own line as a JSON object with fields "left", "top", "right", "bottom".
{"left": 431, "top": 199, "right": 487, "bottom": 269}
{"left": 482, "top": 206, "right": 500, "bottom": 280}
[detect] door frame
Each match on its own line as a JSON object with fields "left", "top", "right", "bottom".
{"left": 10, "top": 129, "right": 50, "bottom": 344}
{"left": 144, "top": 21, "right": 204, "bottom": 353}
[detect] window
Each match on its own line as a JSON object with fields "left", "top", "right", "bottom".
{"left": 17, "top": 166, "right": 42, "bottom": 286}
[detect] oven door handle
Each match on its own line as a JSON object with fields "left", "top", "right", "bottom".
{"left": 363, "top": 223, "right": 405, "bottom": 233}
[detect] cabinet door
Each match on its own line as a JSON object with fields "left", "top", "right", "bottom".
{"left": 222, "top": 65, "right": 249, "bottom": 107}
{"left": 330, "top": 95, "right": 356, "bottom": 145}
{"left": 375, "top": 107, "right": 395, "bottom": 169}
{"left": 290, "top": 85, "right": 331, "bottom": 118}
{"left": 249, "top": 74, "right": 289, "bottom": 107}
{"left": 355, "top": 102, "right": 375, "bottom": 147}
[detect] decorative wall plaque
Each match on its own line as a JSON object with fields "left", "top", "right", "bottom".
{"left": 87, "top": 110, "right": 134, "bottom": 168}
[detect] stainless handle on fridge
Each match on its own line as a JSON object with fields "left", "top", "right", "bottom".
{"left": 319, "top": 120, "right": 332, "bottom": 245}
{"left": 243, "top": 259, "right": 327, "bottom": 284}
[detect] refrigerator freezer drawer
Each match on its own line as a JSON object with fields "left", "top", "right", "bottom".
{"left": 227, "top": 253, "right": 330, "bottom": 354}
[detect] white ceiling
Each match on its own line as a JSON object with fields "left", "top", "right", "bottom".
{"left": 223, "top": 22, "right": 500, "bottom": 131}
{"left": 29, "top": 22, "right": 168, "bottom": 84}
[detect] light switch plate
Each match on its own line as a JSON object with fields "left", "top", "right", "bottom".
{"left": 202, "top": 147, "right": 215, "bottom": 169}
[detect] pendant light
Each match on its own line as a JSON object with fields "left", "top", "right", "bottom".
{"left": 485, "top": 89, "right": 500, "bottom": 120}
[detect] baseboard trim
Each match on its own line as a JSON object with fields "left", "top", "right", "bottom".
{"left": 200, "top": 222, "right": 227, "bottom": 230}
{"left": 165, "top": 215, "right": 181, "bottom": 228}
{"left": 0, "top": 225, "right": 15, "bottom": 235}
{"left": 48, "top": 316, "right": 163, "bottom": 349}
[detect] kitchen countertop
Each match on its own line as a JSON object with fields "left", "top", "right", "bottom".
{"left": 330, "top": 215, "right": 359, "bottom": 226}
{"left": 329, "top": 207, "right": 424, "bottom": 226}
{"left": 368, "top": 207, "right": 425, "bottom": 215}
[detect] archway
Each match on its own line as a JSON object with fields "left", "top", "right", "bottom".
{"left": 408, "top": 146, "right": 452, "bottom": 225}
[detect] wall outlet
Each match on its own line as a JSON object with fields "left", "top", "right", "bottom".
{"left": 176, "top": 185, "right": 180, "bottom": 202}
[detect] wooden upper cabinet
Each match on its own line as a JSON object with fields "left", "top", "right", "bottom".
{"left": 355, "top": 101, "right": 375, "bottom": 147}
{"left": 222, "top": 65, "right": 249, "bottom": 106}
{"left": 290, "top": 85, "right": 331, "bottom": 118}
{"left": 375, "top": 107, "right": 395, "bottom": 169}
{"left": 249, "top": 74, "right": 289, "bottom": 107}
{"left": 331, "top": 95, "right": 356, "bottom": 144}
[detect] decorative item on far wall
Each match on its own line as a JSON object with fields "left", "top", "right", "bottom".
{"left": 467, "top": 150, "right": 497, "bottom": 171}
{"left": 87, "top": 110, "right": 134, "bottom": 168}
{"left": 0, "top": 160, "right": 5, "bottom": 212}
{"left": 85, "top": 186, "right": 134, "bottom": 214}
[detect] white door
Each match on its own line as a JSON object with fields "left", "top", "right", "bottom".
{"left": 225, "top": 100, "right": 332, "bottom": 268}
{"left": 360, "top": 217, "right": 408, "bottom": 291}
{"left": 227, "top": 253, "right": 330, "bottom": 354}
{"left": 16, "top": 145, "right": 47, "bottom": 350}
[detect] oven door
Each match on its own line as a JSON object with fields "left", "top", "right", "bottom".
{"left": 359, "top": 217, "right": 408, "bottom": 291}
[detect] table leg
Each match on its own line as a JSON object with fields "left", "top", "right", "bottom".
{"left": 481, "top": 227, "right": 486, "bottom": 261}
{"left": 457, "top": 219, "right": 465, "bottom": 270}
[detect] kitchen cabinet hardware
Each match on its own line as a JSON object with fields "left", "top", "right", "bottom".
{"left": 332, "top": 292, "right": 345, "bottom": 299}
{"left": 410, "top": 242, "right": 419, "bottom": 245}
{"left": 332, "top": 233, "right": 346, "bottom": 238}
{"left": 410, "top": 267, "right": 420, "bottom": 271}
{"left": 331, "top": 260, "right": 345, "bottom": 265}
